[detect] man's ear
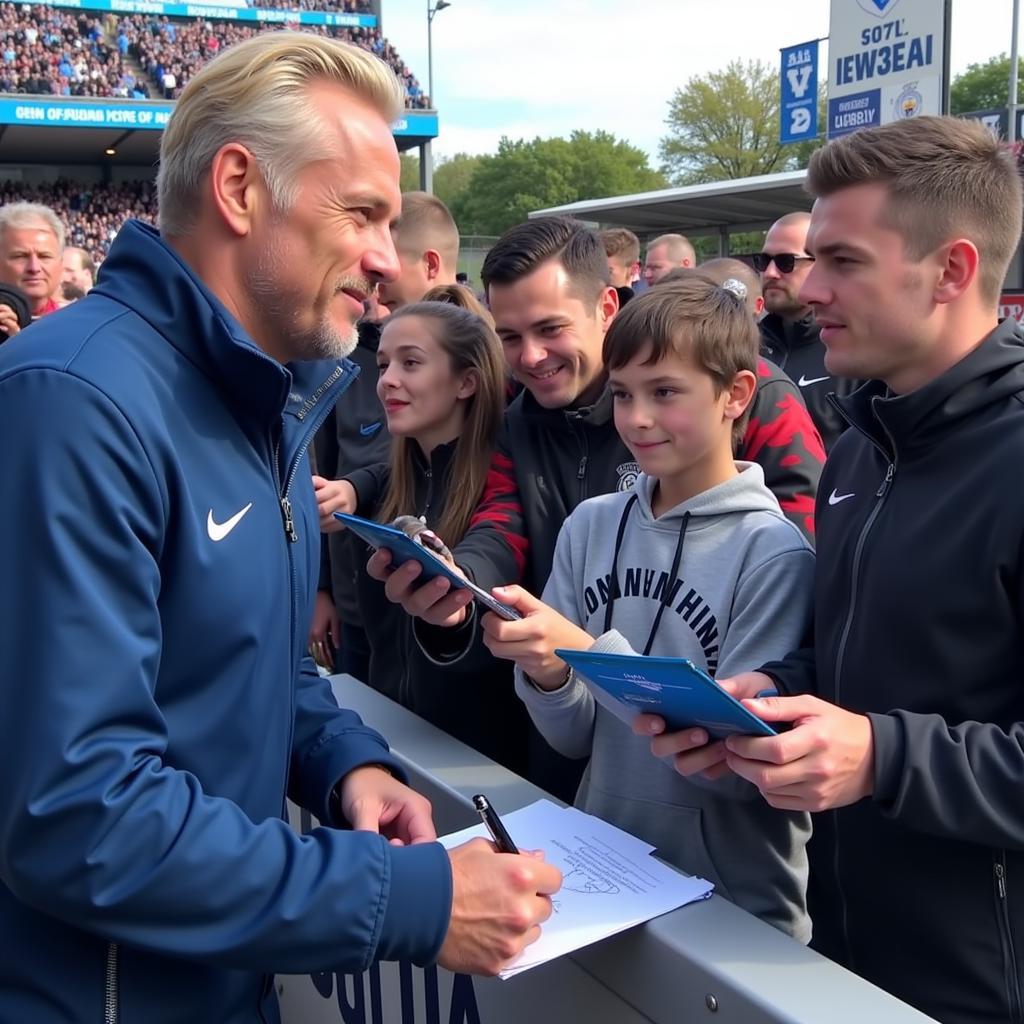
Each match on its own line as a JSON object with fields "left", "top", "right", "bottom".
{"left": 208, "top": 143, "right": 264, "bottom": 238}
{"left": 934, "top": 238, "right": 981, "bottom": 305}
{"left": 424, "top": 248, "right": 442, "bottom": 282}
{"left": 598, "top": 285, "right": 620, "bottom": 333}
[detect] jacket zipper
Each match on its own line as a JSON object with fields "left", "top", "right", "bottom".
{"left": 827, "top": 400, "right": 897, "bottom": 972}
{"left": 104, "top": 942, "right": 118, "bottom": 1024}
{"left": 995, "top": 856, "right": 1024, "bottom": 1022}
{"left": 264, "top": 368, "right": 346, "bottom": 1020}
{"left": 570, "top": 419, "right": 589, "bottom": 504}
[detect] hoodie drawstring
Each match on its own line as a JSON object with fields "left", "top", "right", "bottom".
{"left": 602, "top": 494, "right": 691, "bottom": 656}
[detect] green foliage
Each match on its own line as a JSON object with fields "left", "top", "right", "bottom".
{"left": 399, "top": 152, "right": 421, "bottom": 192}
{"left": 433, "top": 153, "right": 484, "bottom": 211}
{"left": 950, "top": 54, "right": 1022, "bottom": 115}
{"left": 448, "top": 131, "right": 667, "bottom": 236}
{"left": 659, "top": 59, "right": 823, "bottom": 186}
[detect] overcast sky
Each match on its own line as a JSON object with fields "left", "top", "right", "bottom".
{"left": 380, "top": 0, "right": 1021, "bottom": 163}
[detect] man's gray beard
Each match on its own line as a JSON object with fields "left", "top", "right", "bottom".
{"left": 246, "top": 259, "right": 359, "bottom": 362}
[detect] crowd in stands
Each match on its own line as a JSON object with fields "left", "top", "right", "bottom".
{"left": 248, "top": 0, "right": 370, "bottom": 12}
{"left": 121, "top": 16, "right": 429, "bottom": 106}
{"left": 0, "top": 3, "right": 429, "bottom": 107}
{"left": 0, "top": 4, "right": 144, "bottom": 97}
{"left": 0, "top": 179, "right": 155, "bottom": 265}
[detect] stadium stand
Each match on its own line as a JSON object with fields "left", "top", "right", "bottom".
{"left": 119, "top": 16, "right": 429, "bottom": 106}
{"left": 0, "top": 3, "right": 139, "bottom": 98}
{"left": 0, "top": 178, "right": 156, "bottom": 265}
{"left": 0, "top": 3, "right": 428, "bottom": 107}
{"left": 248, "top": 0, "right": 370, "bottom": 11}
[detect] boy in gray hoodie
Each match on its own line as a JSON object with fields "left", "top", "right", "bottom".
{"left": 482, "top": 278, "right": 815, "bottom": 939}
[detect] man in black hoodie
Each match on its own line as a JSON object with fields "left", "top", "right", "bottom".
{"left": 757, "top": 211, "right": 861, "bottom": 451}
{"left": 666, "top": 115, "right": 1024, "bottom": 1024}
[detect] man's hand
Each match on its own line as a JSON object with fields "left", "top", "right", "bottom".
{"left": 439, "top": 839, "right": 562, "bottom": 976}
{"left": 0, "top": 303, "right": 22, "bottom": 340}
{"left": 723, "top": 695, "right": 875, "bottom": 812}
{"left": 632, "top": 671, "right": 774, "bottom": 780}
{"left": 313, "top": 475, "right": 357, "bottom": 533}
{"left": 308, "top": 590, "right": 339, "bottom": 671}
{"left": 366, "top": 548, "right": 473, "bottom": 628}
{"left": 338, "top": 766, "right": 436, "bottom": 846}
{"left": 480, "top": 586, "right": 593, "bottom": 689}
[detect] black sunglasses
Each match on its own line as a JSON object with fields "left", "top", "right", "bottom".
{"left": 751, "top": 252, "right": 815, "bottom": 274}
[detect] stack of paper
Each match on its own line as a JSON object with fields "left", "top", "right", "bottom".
{"left": 439, "top": 799, "right": 713, "bottom": 979}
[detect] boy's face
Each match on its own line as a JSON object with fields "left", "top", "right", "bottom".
{"left": 489, "top": 259, "right": 617, "bottom": 409}
{"left": 608, "top": 344, "right": 740, "bottom": 485}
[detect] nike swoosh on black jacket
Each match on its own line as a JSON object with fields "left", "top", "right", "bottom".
{"left": 762, "top": 319, "right": 1024, "bottom": 1024}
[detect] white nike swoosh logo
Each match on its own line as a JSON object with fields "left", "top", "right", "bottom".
{"left": 207, "top": 502, "right": 253, "bottom": 541}
{"left": 828, "top": 490, "right": 855, "bottom": 506}
{"left": 798, "top": 374, "right": 830, "bottom": 387}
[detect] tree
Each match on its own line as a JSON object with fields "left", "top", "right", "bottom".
{"left": 950, "top": 54, "right": 1022, "bottom": 115}
{"left": 399, "top": 152, "right": 420, "bottom": 192}
{"left": 449, "top": 131, "right": 666, "bottom": 236}
{"left": 433, "top": 153, "right": 484, "bottom": 213}
{"left": 659, "top": 59, "right": 818, "bottom": 185}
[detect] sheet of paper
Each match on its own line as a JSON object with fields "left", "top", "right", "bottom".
{"left": 440, "top": 799, "right": 713, "bottom": 978}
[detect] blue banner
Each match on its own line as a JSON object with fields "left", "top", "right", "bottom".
{"left": 7, "top": 0, "right": 375, "bottom": 28}
{"left": 779, "top": 40, "right": 818, "bottom": 144}
{"left": 0, "top": 97, "right": 174, "bottom": 128}
{"left": 827, "top": 88, "right": 881, "bottom": 138}
{"left": 0, "top": 98, "right": 438, "bottom": 137}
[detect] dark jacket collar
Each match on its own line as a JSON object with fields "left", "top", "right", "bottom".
{"left": 836, "top": 319, "right": 1024, "bottom": 457}
{"left": 512, "top": 379, "right": 614, "bottom": 428}
{"left": 760, "top": 312, "right": 821, "bottom": 351}
{"left": 92, "top": 220, "right": 349, "bottom": 429}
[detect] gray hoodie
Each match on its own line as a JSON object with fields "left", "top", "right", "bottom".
{"left": 515, "top": 463, "right": 814, "bottom": 940}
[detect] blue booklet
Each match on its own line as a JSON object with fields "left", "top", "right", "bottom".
{"left": 553, "top": 648, "right": 777, "bottom": 738}
{"left": 333, "top": 511, "right": 522, "bottom": 621}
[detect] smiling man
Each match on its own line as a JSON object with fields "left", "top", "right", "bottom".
{"left": 757, "top": 211, "right": 861, "bottom": 450}
{"left": 665, "top": 115, "right": 1024, "bottom": 1024}
{"left": 0, "top": 32, "right": 560, "bottom": 1024}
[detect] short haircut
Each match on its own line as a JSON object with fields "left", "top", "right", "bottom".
{"left": 806, "top": 114, "right": 1023, "bottom": 305}
{"left": 0, "top": 202, "right": 65, "bottom": 251}
{"left": 393, "top": 191, "right": 459, "bottom": 269}
{"left": 647, "top": 232, "right": 696, "bottom": 266}
{"left": 65, "top": 246, "right": 96, "bottom": 277}
{"left": 603, "top": 277, "right": 758, "bottom": 443}
{"left": 600, "top": 227, "right": 640, "bottom": 265}
{"left": 482, "top": 216, "right": 609, "bottom": 305}
{"left": 698, "top": 258, "right": 763, "bottom": 317}
{"left": 158, "top": 32, "right": 404, "bottom": 237}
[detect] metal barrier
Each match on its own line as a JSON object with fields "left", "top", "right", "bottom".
{"left": 277, "top": 676, "right": 937, "bottom": 1024}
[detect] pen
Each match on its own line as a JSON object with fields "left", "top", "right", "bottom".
{"left": 472, "top": 793, "right": 519, "bottom": 854}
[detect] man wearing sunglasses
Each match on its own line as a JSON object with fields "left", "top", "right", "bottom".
{"left": 757, "top": 212, "right": 861, "bottom": 450}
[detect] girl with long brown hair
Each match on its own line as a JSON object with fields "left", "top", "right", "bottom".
{"left": 325, "top": 300, "right": 530, "bottom": 772}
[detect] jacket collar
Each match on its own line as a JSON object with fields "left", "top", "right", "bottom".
{"left": 835, "top": 319, "right": 1024, "bottom": 457}
{"left": 514, "top": 379, "right": 614, "bottom": 427}
{"left": 92, "top": 220, "right": 351, "bottom": 430}
{"left": 760, "top": 312, "right": 820, "bottom": 351}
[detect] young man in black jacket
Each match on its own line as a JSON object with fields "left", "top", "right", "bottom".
{"left": 662, "top": 115, "right": 1024, "bottom": 1024}
{"left": 757, "top": 211, "right": 861, "bottom": 451}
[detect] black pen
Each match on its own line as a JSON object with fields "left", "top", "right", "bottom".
{"left": 472, "top": 793, "right": 519, "bottom": 854}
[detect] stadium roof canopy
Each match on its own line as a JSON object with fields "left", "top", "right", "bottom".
{"left": 529, "top": 169, "right": 812, "bottom": 240}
